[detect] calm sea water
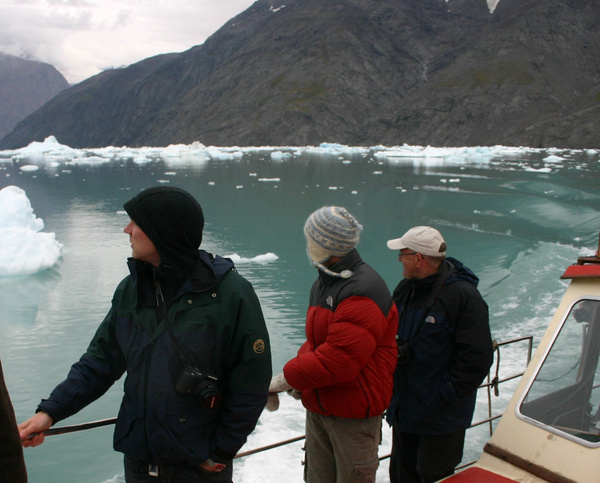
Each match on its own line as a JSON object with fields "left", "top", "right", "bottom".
{"left": 1, "top": 144, "right": 599, "bottom": 482}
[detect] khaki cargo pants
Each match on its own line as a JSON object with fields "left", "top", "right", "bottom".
{"left": 304, "top": 411, "right": 382, "bottom": 483}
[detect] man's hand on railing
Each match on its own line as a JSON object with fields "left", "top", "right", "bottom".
{"left": 19, "top": 411, "right": 53, "bottom": 447}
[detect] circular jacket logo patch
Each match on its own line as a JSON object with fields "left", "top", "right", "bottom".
{"left": 253, "top": 339, "right": 265, "bottom": 354}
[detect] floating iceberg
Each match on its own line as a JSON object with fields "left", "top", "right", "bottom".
{"left": 0, "top": 186, "right": 62, "bottom": 276}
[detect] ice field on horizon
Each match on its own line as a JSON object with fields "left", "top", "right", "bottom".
{"left": 3, "top": 136, "right": 598, "bottom": 278}
{"left": 2, "top": 135, "right": 597, "bottom": 170}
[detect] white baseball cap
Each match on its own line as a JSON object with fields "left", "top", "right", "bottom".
{"left": 387, "top": 226, "right": 447, "bottom": 257}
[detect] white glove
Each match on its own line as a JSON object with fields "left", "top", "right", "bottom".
{"left": 269, "top": 373, "right": 292, "bottom": 393}
{"left": 265, "top": 393, "right": 280, "bottom": 412}
{"left": 287, "top": 388, "right": 302, "bottom": 400}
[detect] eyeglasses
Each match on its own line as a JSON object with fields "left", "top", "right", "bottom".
{"left": 398, "top": 251, "right": 418, "bottom": 259}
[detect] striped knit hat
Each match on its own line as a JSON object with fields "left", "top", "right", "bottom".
{"left": 304, "top": 206, "right": 363, "bottom": 276}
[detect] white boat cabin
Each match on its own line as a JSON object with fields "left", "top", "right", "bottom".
{"left": 442, "top": 254, "right": 600, "bottom": 483}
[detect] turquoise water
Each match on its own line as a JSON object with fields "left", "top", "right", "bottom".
{"left": 1, "top": 144, "right": 599, "bottom": 482}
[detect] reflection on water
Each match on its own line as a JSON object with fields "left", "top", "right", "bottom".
{"left": 0, "top": 269, "right": 61, "bottom": 326}
{"left": 0, "top": 145, "right": 599, "bottom": 482}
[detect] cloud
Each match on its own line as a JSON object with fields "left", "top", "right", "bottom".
{"left": 0, "top": 0, "right": 256, "bottom": 84}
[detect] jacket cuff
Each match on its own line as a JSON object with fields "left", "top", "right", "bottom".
{"left": 36, "top": 399, "right": 62, "bottom": 424}
{"left": 211, "top": 446, "right": 235, "bottom": 462}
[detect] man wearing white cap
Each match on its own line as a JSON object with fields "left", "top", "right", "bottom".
{"left": 385, "top": 226, "right": 493, "bottom": 483}
{"left": 269, "top": 206, "right": 398, "bottom": 483}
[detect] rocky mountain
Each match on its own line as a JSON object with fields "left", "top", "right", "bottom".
{"left": 1, "top": 0, "right": 599, "bottom": 149}
{"left": 0, "top": 54, "right": 69, "bottom": 141}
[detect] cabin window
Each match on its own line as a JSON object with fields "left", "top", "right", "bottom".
{"left": 519, "top": 298, "right": 600, "bottom": 445}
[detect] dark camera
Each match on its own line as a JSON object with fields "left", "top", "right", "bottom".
{"left": 175, "top": 367, "right": 221, "bottom": 409}
{"left": 397, "top": 339, "right": 411, "bottom": 365}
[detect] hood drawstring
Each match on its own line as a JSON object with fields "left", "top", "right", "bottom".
{"left": 312, "top": 260, "right": 353, "bottom": 279}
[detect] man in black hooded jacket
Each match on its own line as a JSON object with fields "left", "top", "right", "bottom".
{"left": 386, "top": 226, "right": 493, "bottom": 483}
{"left": 19, "top": 186, "right": 272, "bottom": 482}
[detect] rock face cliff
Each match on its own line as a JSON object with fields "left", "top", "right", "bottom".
{"left": 0, "top": 54, "right": 69, "bottom": 141}
{"left": 1, "top": 0, "right": 599, "bottom": 149}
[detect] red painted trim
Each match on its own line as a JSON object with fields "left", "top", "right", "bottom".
{"left": 561, "top": 264, "right": 600, "bottom": 279}
{"left": 442, "top": 467, "right": 517, "bottom": 482}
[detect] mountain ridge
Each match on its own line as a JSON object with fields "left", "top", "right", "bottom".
{"left": 0, "top": 54, "right": 69, "bottom": 141}
{"left": 1, "top": 0, "right": 599, "bottom": 149}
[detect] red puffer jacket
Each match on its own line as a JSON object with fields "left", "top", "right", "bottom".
{"left": 284, "top": 250, "right": 398, "bottom": 419}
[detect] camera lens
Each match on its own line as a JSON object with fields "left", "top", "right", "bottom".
{"left": 176, "top": 367, "right": 222, "bottom": 409}
{"left": 200, "top": 386, "right": 222, "bottom": 409}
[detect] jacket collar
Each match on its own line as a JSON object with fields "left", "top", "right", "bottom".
{"left": 407, "top": 257, "right": 479, "bottom": 289}
{"left": 318, "top": 249, "right": 363, "bottom": 285}
{"left": 128, "top": 250, "right": 235, "bottom": 307}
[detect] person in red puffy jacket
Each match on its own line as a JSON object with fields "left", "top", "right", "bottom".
{"left": 268, "top": 206, "right": 398, "bottom": 483}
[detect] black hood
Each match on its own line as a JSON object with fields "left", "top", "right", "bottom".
{"left": 124, "top": 186, "right": 204, "bottom": 275}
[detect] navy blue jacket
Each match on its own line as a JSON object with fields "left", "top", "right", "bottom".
{"left": 38, "top": 251, "right": 272, "bottom": 465}
{"left": 386, "top": 257, "right": 493, "bottom": 434}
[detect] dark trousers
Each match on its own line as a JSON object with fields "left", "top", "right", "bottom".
{"left": 124, "top": 455, "right": 233, "bottom": 483}
{"left": 389, "top": 429, "right": 465, "bottom": 483}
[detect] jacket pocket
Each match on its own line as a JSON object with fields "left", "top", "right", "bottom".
{"left": 158, "top": 409, "right": 217, "bottom": 460}
{"left": 113, "top": 398, "right": 144, "bottom": 457}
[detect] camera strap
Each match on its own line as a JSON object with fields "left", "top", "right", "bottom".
{"left": 154, "top": 273, "right": 196, "bottom": 369}
{"left": 405, "top": 260, "right": 449, "bottom": 344}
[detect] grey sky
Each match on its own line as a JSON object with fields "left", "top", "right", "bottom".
{"left": 0, "top": 0, "right": 256, "bottom": 84}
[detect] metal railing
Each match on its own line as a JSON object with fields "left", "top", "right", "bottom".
{"left": 38, "top": 336, "right": 534, "bottom": 467}
{"left": 235, "top": 335, "right": 534, "bottom": 465}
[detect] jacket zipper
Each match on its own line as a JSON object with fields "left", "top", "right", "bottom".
{"left": 143, "top": 272, "right": 165, "bottom": 461}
